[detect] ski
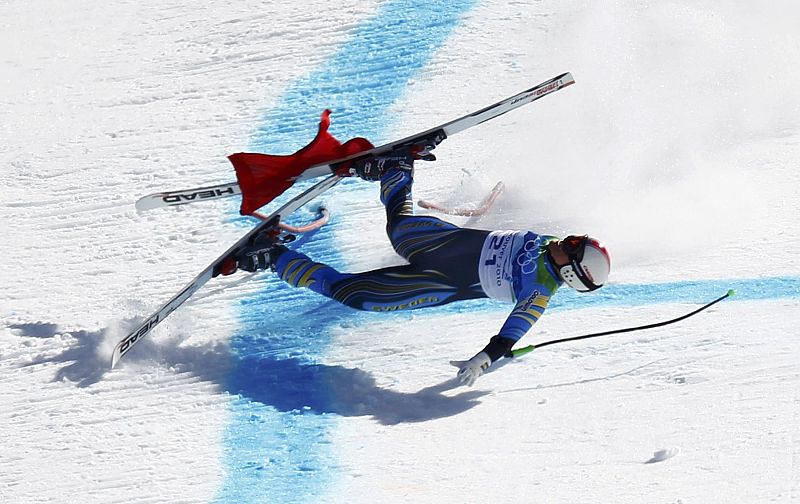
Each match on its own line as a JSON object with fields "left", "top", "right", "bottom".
{"left": 114, "top": 72, "right": 576, "bottom": 368}
{"left": 111, "top": 174, "right": 342, "bottom": 368}
{"left": 135, "top": 73, "right": 575, "bottom": 211}
{"left": 135, "top": 182, "right": 241, "bottom": 211}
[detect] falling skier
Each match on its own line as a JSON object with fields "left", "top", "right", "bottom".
{"left": 112, "top": 74, "right": 582, "bottom": 369}
{"left": 220, "top": 145, "right": 611, "bottom": 387}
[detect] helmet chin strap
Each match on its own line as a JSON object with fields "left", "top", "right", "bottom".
{"left": 547, "top": 242, "right": 601, "bottom": 292}
{"left": 559, "top": 259, "right": 600, "bottom": 292}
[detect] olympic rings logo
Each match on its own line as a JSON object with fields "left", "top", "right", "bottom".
{"left": 516, "top": 238, "right": 542, "bottom": 274}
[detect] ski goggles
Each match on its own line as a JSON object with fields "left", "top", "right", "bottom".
{"left": 561, "top": 234, "right": 589, "bottom": 261}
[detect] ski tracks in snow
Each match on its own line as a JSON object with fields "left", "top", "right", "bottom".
{"left": 0, "top": 321, "right": 230, "bottom": 503}
{"left": 3, "top": 0, "right": 800, "bottom": 502}
{"left": 1, "top": 1, "right": 378, "bottom": 502}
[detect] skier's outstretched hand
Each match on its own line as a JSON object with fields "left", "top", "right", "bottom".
{"left": 450, "top": 351, "right": 491, "bottom": 387}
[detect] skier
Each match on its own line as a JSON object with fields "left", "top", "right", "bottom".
{"left": 223, "top": 146, "right": 611, "bottom": 386}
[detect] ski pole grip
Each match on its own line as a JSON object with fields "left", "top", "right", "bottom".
{"left": 506, "top": 345, "right": 536, "bottom": 358}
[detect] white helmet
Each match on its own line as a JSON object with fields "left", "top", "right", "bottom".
{"left": 558, "top": 235, "right": 611, "bottom": 292}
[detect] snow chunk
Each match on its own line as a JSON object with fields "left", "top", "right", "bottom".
{"left": 645, "top": 447, "right": 680, "bottom": 464}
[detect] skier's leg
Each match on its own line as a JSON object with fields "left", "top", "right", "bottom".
{"left": 271, "top": 248, "right": 346, "bottom": 299}
{"left": 273, "top": 247, "right": 484, "bottom": 311}
{"left": 379, "top": 167, "right": 415, "bottom": 225}
{"left": 379, "top": 167, "right": 489, "bottom": 263}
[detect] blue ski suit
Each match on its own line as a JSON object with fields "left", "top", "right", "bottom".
{"left": 272, "top": 168, "right": 564, "bottom": 346}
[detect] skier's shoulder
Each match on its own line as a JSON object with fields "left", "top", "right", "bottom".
{"left": 506, "top": 230, "right": 557, "bottom": 261}
{"left": 509, "top": 231, "right": 561, "bottom": 296}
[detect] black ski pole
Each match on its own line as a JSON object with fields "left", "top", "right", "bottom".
{"left": 506, "top": 289, "right": 735, "bottom": 358}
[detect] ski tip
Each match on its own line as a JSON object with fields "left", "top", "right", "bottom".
{"left": 726, "top": 289, "right": 736, "bottom": 298}
{"left": 134, "top": 196, "right": 161, "bottom": 212}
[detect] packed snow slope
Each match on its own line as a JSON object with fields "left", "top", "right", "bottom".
{"left": 1, "top": 1, "right": 799, "bottom": 503}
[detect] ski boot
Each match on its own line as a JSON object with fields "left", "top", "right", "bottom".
{"left": 350, "top": 149, "right": 414, "bottom": 181}
{"left": 350, "top": 132, "right": 444, "bottom": 181}
{"left": 216, "top": 230, "right": 290, "bottom": 276}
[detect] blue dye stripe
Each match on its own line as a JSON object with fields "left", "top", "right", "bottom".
{"left": 552, "top": 275, "right": 800, "bottom": 310}
{"left": 432, "top": 275, "right": 800, "bottom": 317}
{"left": 215, "top": 2, "right": 479, "bottom": 503}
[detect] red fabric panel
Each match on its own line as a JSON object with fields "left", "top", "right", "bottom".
{"left": 228, "top": 110, "right": 373, "bottom": 215}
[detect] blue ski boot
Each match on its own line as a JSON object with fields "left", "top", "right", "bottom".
{"left": 350, "top": 134, "right": 442, "bottom": 181}
{"left": 217, "top": 231, "right": 289, "bottom": 276}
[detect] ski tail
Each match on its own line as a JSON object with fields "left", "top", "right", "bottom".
{"left": 230, "top": 110, "right": 373, "bottom": 215}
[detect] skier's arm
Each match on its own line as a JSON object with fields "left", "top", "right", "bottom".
{"left": 450, "top": 289, "right": 551, "bottom": 386}
{"left": 497, "top": 288, "right": 552, "bottom": 342}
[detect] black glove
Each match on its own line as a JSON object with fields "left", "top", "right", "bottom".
{"left": 480, "top": 335, "right": 516, "bottom": 362}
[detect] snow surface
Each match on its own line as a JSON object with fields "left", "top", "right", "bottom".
{"left": 2, "top": 0, "right": 799, "bottom": 503}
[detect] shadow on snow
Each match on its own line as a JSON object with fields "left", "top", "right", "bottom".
{"left": 9, "top": 322, "right": 108, "bottom": 387}
{"left": 8, "top": 317, "right": 487, "bottom": 425}
{"left": 228, "top": 354, "right": 488, "bottom": 426}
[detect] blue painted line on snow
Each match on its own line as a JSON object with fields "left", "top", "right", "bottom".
{"left": 551, "top": 275, "right": 800, "bottom": 309}
{"left": 214, "top": 2, "right": 800, "bottom": 501}
{"left": 215, "top": 2, "right": 479, "bottom": 503}
{"left": 405, "top": 275, "right": 800, "bottom": 318}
